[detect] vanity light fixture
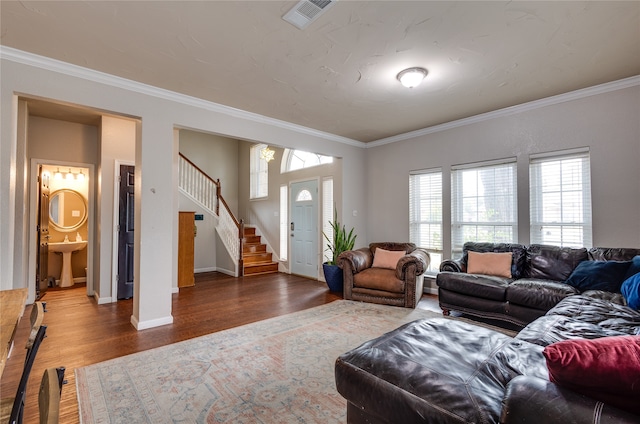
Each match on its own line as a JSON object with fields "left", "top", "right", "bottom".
{"left": 260, "top": 146, "right": 275, "bottom": 163}
{"left": 397, "top": 67, "right": 428, "bottom": 88}
{"left": 76, "top": 170, "right": 85, "bottom": 182}
{"left": 54, "top": 168, "right": 63, "bottom": 180}
{"left": 66, "top": 168, "right": 75, "bottom": 181}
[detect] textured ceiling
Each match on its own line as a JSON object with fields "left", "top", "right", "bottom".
{"left": 1, "top": 1, "right": 639, "bottom": 143}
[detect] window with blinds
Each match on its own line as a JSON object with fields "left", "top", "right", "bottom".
{"left": 530, "top": 149, "right": 592, "bottom": 247}
{"left": 322, "top": 177, "right": 334, "bottom": 263}
{"left": 451, "top": 159, "right": 517, "bottom": 258}
{"left": 250, "top": 144, "right": 268, "bottom": 199}
{"left": 409, "top": 170, "right": 443, "bottom": 273}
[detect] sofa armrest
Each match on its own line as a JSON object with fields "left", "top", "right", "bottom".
{"left": 501, "top": 376, "right": 640, "bottom": 424}
{"left": 439, "top": 258, "right": 464, "bottom": 273}
{"left": 396, "top": 248, "right": 430, "bottom": 279}
{"left": 337, "top": 247, "right": 373, "bottom": 274}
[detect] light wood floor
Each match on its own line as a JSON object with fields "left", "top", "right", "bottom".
{"left": 1, "top": 272, "right": 440, "bottom": 423}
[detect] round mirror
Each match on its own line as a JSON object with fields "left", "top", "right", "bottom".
{"left": 49, "top": 189, "right": 88, "bottom": 231}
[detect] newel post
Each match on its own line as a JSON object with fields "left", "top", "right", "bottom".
{"left": 215, "top": 178, "right": 221, "bottom": 216}
{"left": 238, "top": 219, "right": 245, "bottom": 276}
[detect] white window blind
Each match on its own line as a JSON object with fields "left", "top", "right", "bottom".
{"left": 451, "top": 159, "right": 517, "bottom": 258}
{"left": 250, "top": 144, "right": 268, "bottom": 199}
{"left": 279, "top": 185, "right": 288, "bottom": 261}
{"left": 530, "top": 149, "right": 592, "bottom": 247}
{"left": 409, "top": 170, "right": 443, "bottom": 273}
{"left": 322, "top": 178, "right": 334, "bottom": 263}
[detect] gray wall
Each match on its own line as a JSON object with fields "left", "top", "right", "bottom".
{"left": 366, "top": 85, "right": 640, "bottom": 256}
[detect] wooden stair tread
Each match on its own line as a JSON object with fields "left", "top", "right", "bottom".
{"left": 243, "top": 262, "right": 279, "bottom": 275}
{"left": 241, "top": 227, "right": 277, "bottom": 276}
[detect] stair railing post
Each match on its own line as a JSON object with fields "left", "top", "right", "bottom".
{"left": 215, "top": 178, "right": 221, "bottom": 216}
{"left": 238, "top": 219, "right": 245, "bottom": 276}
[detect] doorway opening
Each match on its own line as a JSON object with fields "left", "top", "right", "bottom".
{"left": 29, "top": 160, "right": 94, "bottom": 299}
{"left": 114, "top": 163, "right": 135, "bottom": 300}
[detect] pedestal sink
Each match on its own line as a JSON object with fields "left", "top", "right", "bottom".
{"left": 48, "top": 241, "right": 88, "bottom": 288}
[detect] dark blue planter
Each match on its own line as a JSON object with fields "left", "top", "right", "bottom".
{"left": 322, "top": 263, "right": 343, "bottom": 292}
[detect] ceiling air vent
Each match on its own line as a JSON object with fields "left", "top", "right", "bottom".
{"left": 283, "top": 0, "right": 336, "bottom": 30}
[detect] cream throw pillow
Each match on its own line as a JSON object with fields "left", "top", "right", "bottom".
{"left": 466, "top": 251, "right": 513, "bottom": 278}
{"left": 372, "top": 248, "right": 406, "bottom": 270}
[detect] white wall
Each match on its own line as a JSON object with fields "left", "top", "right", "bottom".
{"left": 366, "top": 84, "right": 640, "bottom": 258}
{"left": 99, "top": 115, "right": 136, "bottom": 302}
{"left": 0, "top": 49, "right": 367, "bottom": 329}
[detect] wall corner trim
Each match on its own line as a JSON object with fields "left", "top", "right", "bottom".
{"left": 0, "top": 46, "right": 365, "bottom": 148}
{"left": 367, "top": 75, "right": 640, "bottom": 148}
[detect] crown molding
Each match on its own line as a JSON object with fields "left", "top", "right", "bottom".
{"left": 0, "top": 46, "right": 365, "bottom": 148}
{"left": 368, "top": 75, "right": 640, "bottom": 148}
{"left": 2, "top": 46, "right": 637, "bottom": 150}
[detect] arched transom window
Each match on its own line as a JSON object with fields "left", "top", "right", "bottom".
{"left": 296, "top": 189, "right": 313, "bottom": 202}
{"left": 282, "top": 149, "right": 333, "bottom": 173}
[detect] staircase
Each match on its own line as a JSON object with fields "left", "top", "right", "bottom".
{"left": 179, "top": 153, "right": 279, "bottom": 277}
{"left": 242, "top": 227, "right": 279, "bottom": 276}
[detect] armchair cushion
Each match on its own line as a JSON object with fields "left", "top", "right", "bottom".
{"left": 354, "top": 268, "right": 404, "bottom": 293}
{"left": 372, "top": 248, "right": 405, "bottom": 270}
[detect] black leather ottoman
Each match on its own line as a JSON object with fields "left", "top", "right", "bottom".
{"left": 335, "top": 318, "right": 546, "bottom": 424}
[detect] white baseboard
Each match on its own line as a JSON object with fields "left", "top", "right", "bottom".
{"left": 131, "top": 314, "right": 174, "bottom": 330}
{"left": 195, "top": 267, "right": 217, "bottom": 273}
{"left": 216, "top": 267, "right": 236, "bottom": 277}
{"left": 95, "top": 292, "right": 113, "bottom": 304}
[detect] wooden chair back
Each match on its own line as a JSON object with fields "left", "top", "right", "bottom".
{"left": 38, "top": 367, "right": 65, "bottom": 424}
{"left": 26, "top": 302, "right": 45, "bottom": 349}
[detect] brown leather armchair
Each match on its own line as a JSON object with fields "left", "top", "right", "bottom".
{"left": 337, "top": 242, "right": 430, "bottom": 308}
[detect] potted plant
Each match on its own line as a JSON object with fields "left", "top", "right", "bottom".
{"left": 322, "top": 209, "right": 357, "bottom": 292}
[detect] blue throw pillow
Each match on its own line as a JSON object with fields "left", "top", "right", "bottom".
{"left": 624, "top": 255, "right": 640, "bottom": 280}
{"left": 621, "top": 273, "right": 640, "bottom": 310}
{"left": 565, "top": 260, "right": 631, "bottom": 293}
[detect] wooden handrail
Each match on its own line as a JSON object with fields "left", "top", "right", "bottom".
{"left": 179, "top": 153, "right": 220, "bottom": 189}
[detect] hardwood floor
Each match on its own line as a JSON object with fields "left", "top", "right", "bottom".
{"left": 0, "top": 272, "right": 440, "bottom": 423}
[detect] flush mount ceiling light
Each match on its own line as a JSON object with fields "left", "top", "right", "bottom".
{"left": 397, "top": 67, "right": 428, "bottom": 88}
{"left": 260, "top": 146, "right": 275, "bottom": 163}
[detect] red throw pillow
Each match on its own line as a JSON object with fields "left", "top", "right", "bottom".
{"left": 543, "top": 335, "right": 640, "bottom": 415}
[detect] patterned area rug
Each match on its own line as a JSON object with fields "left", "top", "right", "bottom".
{"left": 75, "top": 300, "right": 499, "bottom": 423}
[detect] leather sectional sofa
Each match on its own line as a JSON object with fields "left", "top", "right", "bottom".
{"left": 335, "top": 291, "right": 640, "bottom": 423}
{"left": 436, "top": 243, "right": 640, "bottom": 326}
